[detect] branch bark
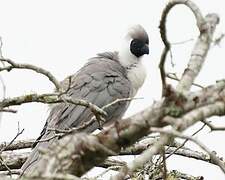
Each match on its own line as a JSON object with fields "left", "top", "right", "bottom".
{"left": 113, "top": 0, "right": 220, "bottom": 178}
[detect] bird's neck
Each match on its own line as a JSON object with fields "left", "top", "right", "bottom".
{"left": 118, "top": 50, "right": 146, "bottom": 96}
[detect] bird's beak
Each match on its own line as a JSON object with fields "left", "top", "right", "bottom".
{"left": 141, "top": 44, "right": 149, "bottom": 55}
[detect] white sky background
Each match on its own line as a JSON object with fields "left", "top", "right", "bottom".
{"left": 0, "top": 0, "right": 225, "bottom": 179}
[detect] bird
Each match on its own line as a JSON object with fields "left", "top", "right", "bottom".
{"left": 20, "top": 24, "right": 149, "bottom": 176}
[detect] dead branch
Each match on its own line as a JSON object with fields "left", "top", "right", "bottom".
{"left": 165, "top": 122, "right": 206, "bottom": 160}
{"left": 214, "top": 33, "right": 225, "bottom": 46}
{"left": 0, "top": 58, "right": 61, "bottom": 92}
{"left": 113, "top": 0, "right": 220, "bottom": 178}
{"left": 202, "top": 120, "right": 225, "bottom": 131}
{"left": 0, "top": 139, "right": 34, "bottom": 152}
{"left": 150, "top": 127, "right": 225, "bottom": 173}
{"left": 168, "top": 170, "right": 203, "bottom": 180}
{"left": 19, "top": 79, "right": 225, "bottom": 178}
{"left": 0, "top": 93, "right": 106, "bottom": 118}
{"left": 1, "top": 144, "right": 220, "bottom": 173}
{"left": 0, "top": 129, "right": 24, "bottom": 155}
{"left": 166, "top": 73, "right": 204, "bottom": 89}
{"left": 158, "top": 0, "right": 205, "bottom": 95}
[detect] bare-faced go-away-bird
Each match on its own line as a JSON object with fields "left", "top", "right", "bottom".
{"left": 21, "top": 24, "right": 149, "bottom": 176}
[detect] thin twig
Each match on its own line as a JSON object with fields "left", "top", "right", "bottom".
{"left": 35, "top": 133, "right": 63, "bottom": 143}
{"left": 161, "top": 148, "right": 167, "bottom": 180}
{"left": 166, "top": 73, "right": 204, "bottom": 89}
{"left": 150, "top": 127, "right": 225, "bottom": 174}
{"left": 202, "top": 119, "right": 225, "bottom": 131}
{"left": 47, "top": 97, "right": 143, "bottom": 134}
{"left": 0, "top": 129, "right": 24, "bottom": 154}
{"left": 166, "top": 123, "right": 206, "bottom": 159}
{"left": 102, "top": 97, "right": 143, "bottom": 110}
{"left": 0, "top": 158, "right": 11, "bottom": 176}
{"left": 171, "top": 38, "right": 194, "bottom": 45}
{"left": 214, "top": 33, "right": 225, "bottom": 46}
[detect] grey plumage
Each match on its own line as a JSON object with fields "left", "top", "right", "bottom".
{"left": 21, "top": 52, "right": 132, "bottom": 174}
{"left": 21, "top": 25, "right": 149, "bottom": 176}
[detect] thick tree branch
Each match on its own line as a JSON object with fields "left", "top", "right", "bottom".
{"left": 113, "top": 0, "right": 220, "bottom": 177}
{"left": 20, "top": 95, "right": 225, "bottom": 177}
{"left": 176, "top": 13, "right": 219, "bottom": 92}
{"left": 2, "top": 144, "right": 220, "bottom": 172}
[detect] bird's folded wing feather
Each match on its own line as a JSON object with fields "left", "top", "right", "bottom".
{"left": 21, "top": 55, "right": 132, "bottom": 174}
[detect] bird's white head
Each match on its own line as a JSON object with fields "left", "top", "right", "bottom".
{"left": 118, "top": 24, "right": 149, "bottom": 68}
{"left": 118, "top": 25, "right": 149, "bottom": 96}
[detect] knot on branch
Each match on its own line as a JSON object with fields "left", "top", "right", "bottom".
{"left": 162, "top": 85, "right": 187, "bottom": 117}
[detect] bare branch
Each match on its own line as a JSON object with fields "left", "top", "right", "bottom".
{"left": 176, "top": 13, "right": 219, "bottom": 92}
{"left": 214, "top": 33, "right": 225, "bottom": 46}
{"left": 202, "top": 120, "right": 225, "bottom": 131}
{"left": 0, "top": 127, "right": 24, "bottom": 176}
{"left": 0, "top": 169, "right": 21, "bottom": 176}
{"left": 150, "top": 127, "right": 225, "bottom": 173}
{"left": 159, "top": 0, "right": 205, "bottom": 95}
{"left": 23, "top": 173, "right": 82, "bottom": 180}
{"left": 112, "top": 2, "right": 220, "bottom": 178}
{"left": 0, "top": 58, "right": 61, "bottom": 91}
{"left": 18, "top": 81, "right": 225, "bottom": 178}
{"left": 0, "top": 93, "right": 106, "bottom": 118}
{"left": 46, "top": 97, "right": 143, "bottom": 134}
{"left": 0, "top": 139, "right": 34, "bottom": 152}
{"left": 165, "top": 122, "right": 206, "bottom": 159}
{"left": 171, "top": 38, "right": 194, "bottom": 45}
{"left": 0, "top": 151, "right": 126, "bottom": 172}
{"left": 0, "top": 129, "right": 24, "bottom": 154}
{"left": 166, "top": 73, "right": 204, "bottom": 89}
{"left": 168, "top": 170, "right": 203, "bottom": 180}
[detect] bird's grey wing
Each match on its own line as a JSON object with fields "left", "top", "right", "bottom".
{"left": 21, "top": 57, "right": 132, "bottom": 174}
{"left": 53, "top": 58, "right": 131, "bottom": 130}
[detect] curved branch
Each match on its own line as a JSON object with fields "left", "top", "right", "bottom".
{"left": 159, "top": 0, "right": 205, "bottom": 95}
{"left": 0, "top": 58, "right": 61, "bottom": 91}
{"left": 114, "top": 1, "right": 220, "bottom": 176}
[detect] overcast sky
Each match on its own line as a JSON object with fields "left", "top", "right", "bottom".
{"left": 0, "top": 0, "right": 225, "bottom": 179}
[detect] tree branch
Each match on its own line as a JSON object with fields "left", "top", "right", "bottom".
{"left": 159, "top": 0, "right": 205, "bottom": 95}
{"left": 0, "top": 58, "right": 61, "bottom": 92}
{"left": 0, "top": 93, "right": 106, "bottom": 119}
{"left": 113, "top": 1, "right": 220, "bottom": 177}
